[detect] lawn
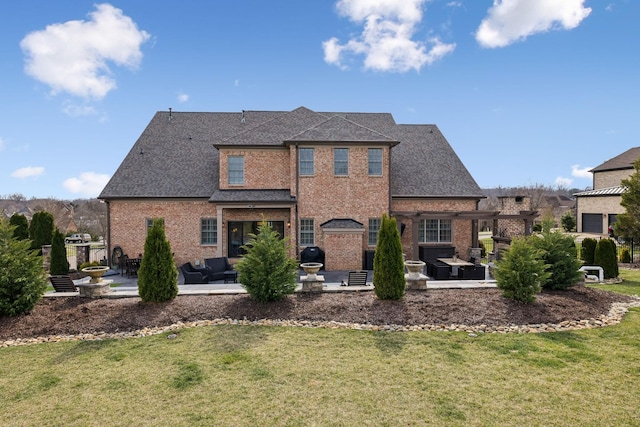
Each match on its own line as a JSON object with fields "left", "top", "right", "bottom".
{"left": 2, "top": 274, "right": 640, "bottom": 426}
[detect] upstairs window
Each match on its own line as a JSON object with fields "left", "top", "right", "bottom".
{"left": 299, "top": 148, "right": 314, "bottom": 175}
{"left": 334, "top": 148, "right": 349, "bottom": 176}
{"left": 368, "top": 148, "right": 382, "bottom": 176}
{"left": 228, "top": 156, "right": 244, "bottom": 185}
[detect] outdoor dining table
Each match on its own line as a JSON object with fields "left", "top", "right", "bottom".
{"left": 437, "top": 257, "right": 474, "bottom": 277}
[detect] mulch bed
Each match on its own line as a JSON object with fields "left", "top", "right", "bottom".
{"left": 0, "top": 284, "right": 634, "bottom": 340}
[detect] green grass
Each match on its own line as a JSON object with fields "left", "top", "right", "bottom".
{"left": 589, "top": 268, "right": 640, "bottom": 296}
{"left": 3, "top": 300, "right": 640, "bottom": 426}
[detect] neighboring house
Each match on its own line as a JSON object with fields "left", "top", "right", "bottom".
{"left": 574, "top": 147, "right": 640, "bottom": 234}
{"left": 99, "top": 106, "right": 492, "bottom": 270}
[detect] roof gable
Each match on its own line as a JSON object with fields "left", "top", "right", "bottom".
{"left": 287, "top": 115, "right": 396, "bottom": 144}
{"left": 592, "top": 147, "right": 640, "bottom": 173}
{"left": 218, "top": 106, "right": 328, "bottom": 146}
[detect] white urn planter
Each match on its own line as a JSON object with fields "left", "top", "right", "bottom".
{"left": 300, "top": 262, "right": 324, "bottom": 291}
{"left": 300, "top": 262, "right": 323, "bottom": 280}
{"left": 82, "top": 266, "right": 109, "bottom": 283}
{"left": 404, "top": 260, "right": 425, "bottom": 279}
{"left": 404, "top": 260, "right": 427, "bottom": 290}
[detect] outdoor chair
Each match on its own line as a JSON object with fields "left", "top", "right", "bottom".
{"left": 180, "top": 262, "right": 210, "bottom": 284}
{"left": 49, "top": 275, "right": 78, "bottom": 292}
{"left": 340, "top": 270, "right": 369, "bottom": 286}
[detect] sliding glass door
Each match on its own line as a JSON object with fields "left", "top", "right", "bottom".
{"left": 227, "top": 221, "right": 285, "bottom": 257}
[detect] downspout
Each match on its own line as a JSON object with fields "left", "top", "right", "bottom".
{"left": 295, "top": 143, "right": 300, "bottom": 258}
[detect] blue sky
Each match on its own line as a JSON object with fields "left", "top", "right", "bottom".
{"left": 1, "top": 0, "right": 638, "bottom": 199}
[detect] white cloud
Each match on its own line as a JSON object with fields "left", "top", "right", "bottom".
{"left": 62, "top": 101, "right": 97, "bottom": 117}
{"left": 177, "top": 92, "right": 189, "bottom": 103}
{"left": 0, "top": 137, "right": 4, "bottom": 152}
{"left": 63, "top": 172, "right": 111, "bottom": 197}
{"left": 234, "top": 79, "right": 240, "bottom": 87}
{"left": 11, "top": 166, "right": 45, "bottom": 179}
{"left": 20, "top": 3, "right": 150, "bottom": 99}
{"left": 555, "top": 176, "right": 573, "bottom": 188}
{"left": 571, "top": 164, "right": 593, "bottom": 179}
{"left": 323, "top": 0, "right": 455, "bottom": 72}
{"left": 475, "top": 0, "right": 592, "bottom": 48}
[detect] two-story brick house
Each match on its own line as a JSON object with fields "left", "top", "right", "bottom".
{"left": 99, "top": 106, "right": 486, "bottom": 270}
{"left": 574, "top": 147, "right": 640, "bottom": 234}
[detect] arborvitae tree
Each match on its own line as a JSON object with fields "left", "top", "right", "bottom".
{"left": 561, "top": 211, "right": 576, "bottom": 232}
{"left": 9, "top": 213, "right": 29, "bottom": 240}
{"left": 28, "top": 211, "right": 54, "bottom": 253}
{"left": 581, "top": 237, "right": 597, "bottom": 265}
{"left": 49, "top": 228, "right": 69, "bottom": 275}
{"left": 236, "top": 221, "right": 298, "bottom": 303}
{"left": 619, "top": 247, "right": 631, "bottom": 263}
{"left": 530, "top": 231, "right": 583, "bottom": 290}
{"left": 615, "top": 158, "right": 640, "bottom": 240}
{"left": 494, "top": 236, "right": 550, "bottom": 303}
{"left": 373, "top": 213, "right": 405, "bottom": 300}
{"left": 594, "top": 238, "right": 619, "bottom": 279}
{"left": 0, "top": 218, "right": 47, "bottom": 316}
{"left": 137, "top": 218, "right": 178, "bottom": 302}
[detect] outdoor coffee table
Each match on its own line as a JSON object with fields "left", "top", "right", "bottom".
{"left": 224, "top": 270, "right": 238, "bottom": 283}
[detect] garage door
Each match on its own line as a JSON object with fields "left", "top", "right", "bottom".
{"left": 582, "top": 214, "right": 603, "bottom": 233}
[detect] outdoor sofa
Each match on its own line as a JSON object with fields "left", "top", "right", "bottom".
{"left": 204, "top": 257, "right": 235, "bottom": 282}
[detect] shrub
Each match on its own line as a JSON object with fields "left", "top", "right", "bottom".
{"left": 49, "top": 228, "right": 69, "bottom": 275}
{"left": 619, "top": 247, "right": 631, "bottom": 263}
{"left": 581, "top": 237, "right": 597, "bottom": 265}
{"left": 137, "top": 218, "right": 178, "bottom": 302}
{"left": 494, "top": 236, "right": 550, "bottom": 303}
{"left": 28, "top": 211, "right": 54, "bottom": 253}
{"left": 236, "top": 220, "right": 298, "bottom": 303}
{"left": 594, "top": 238, "right": 619, "bottom": 279}
{"left": 373, "top": 214, "right": 405, "bottom": 300}
{"left": 0, "top": 218, "right": 47, "bottom": 316}
{"left": 9, "top": 213, "right": 29, "bottom": 240}
{"left": 532, "top": 223, "right": 542, "bottom": 233}
{"left": 79, "top": 261, "right": 101, "bottom": 270}
{"left": 530, "top": 231, "right": 583, "bottom": 290}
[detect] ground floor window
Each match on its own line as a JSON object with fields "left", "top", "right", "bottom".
{"left": 419, "top": 219, "right": 452, "bottom": 243}
{"left": 201, "top": 218, "right": 217, "bottom": 245}
{"left": 300, "top": 218, "right": 314, "bottom": 246}
{"left": 228, "top": 220, "right": 284, "bottom": 257}
{"left": 368, "top": 217, "right": 381, "bottom": 245}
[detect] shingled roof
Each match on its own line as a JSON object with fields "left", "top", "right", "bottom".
{"left": 591, "top": 147, "right": 640, "bottom": 173}
{"left": 389, "top": 125, "right": 483, "bottom": 198}
{"left": 99, "top": 107, "right": 483, "bottom": 200}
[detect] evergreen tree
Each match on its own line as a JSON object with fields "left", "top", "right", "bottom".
{"left": 615, "top": 158, "right": 640, "bottom": 240}
{"left": 373, "top": 213, "right": 405, "bottom": 300}
{"left": 0, "top": 218, "right": 47, "bottom": 316}
{"left": 581, "top": 237, "right": 597, "bottom": 265}
{"left": 494, "top": 236, "right": 550, "bottom": 303}
{"left": 530, "top": 231, "right": 582, "bottom": 290}
{"left": 236, "top": 221, "right": 298, "bottom": 303}
{"left": 137, "top": 218, "right": 178, "bottom": 302}
{"left": 49, "top": 228, "right": 69, "bottom": 275}
{"left": 594, "top": 238, "right": 619, "bottom": 279}
{"left": 28, "top": 211, "right": 54, "bottom": 253}
{"left": 9, "top": 213, "right": 29, "bottom": 240}
{"left": 560, "top": 211, "right": 576, "bottom": 232}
